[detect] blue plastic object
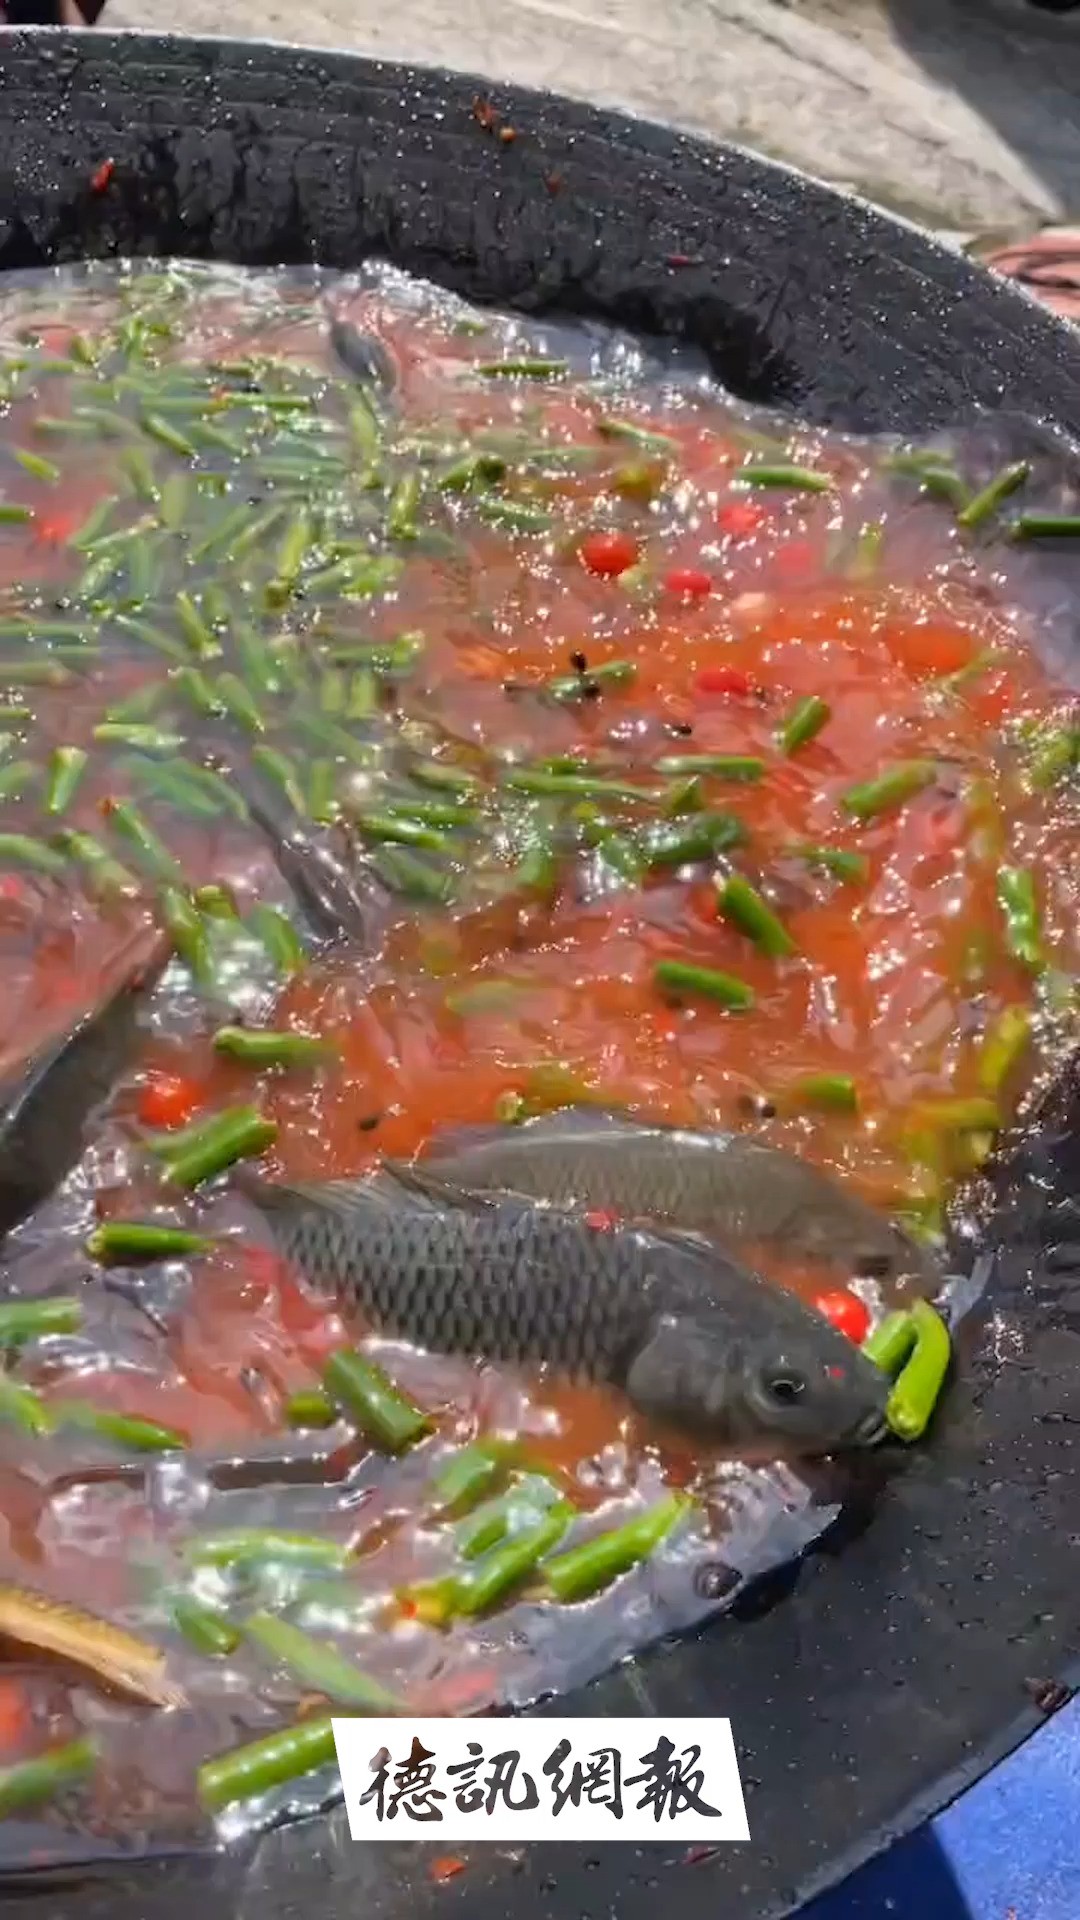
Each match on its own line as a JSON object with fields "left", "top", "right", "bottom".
{"left": 808, "top": 1693, "right": 1080, "bottom": 1919}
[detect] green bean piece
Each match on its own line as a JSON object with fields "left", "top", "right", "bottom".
{"left": 0, "top": 833, "right": 67, "bottom": 877}
{"left": 173, "top": 667, "right": 222, "bottom": 721}
{"left": 387, "top": 472, "right": 421, "bottom": 541}
{"left": 788, "top": 842, "right": 869, "bottom": 884}
{"left": 352, "top": 810, "right": 449, "bottom": 852}
{"left": 0, "top": 1738, "right": 96, "bottom": 1817}
{"left": 86, "top": 1222, "right": 214, "bottom": 1266}
{"left": 113, "top": 613, "right": 190, "bottom": 665}
{"left": 777, "top": 695, "right": 831, "bottom": 756}
{"left": 346, "top": 669, "right": 378, "bottom": 720}
{"left": 284, "top": 1388, "right": 338, "bottom": 1430}
{"left": 172, "top": 1595, "right": 241, "bottom": 1657}
{"left": 141, "top": 412, "right": 196, "bottom": 458}
{"left": 978, "top": 1004, "right": 1032, "bottom": 1093}
{"left": 224, "top": 504, "right": 288, "bottom": 565}
{"left": 234, "top": 621, "right": 283, "bottom": 698}
{"left": 428, "top": 1438, "right": 518, "bottom": 1516}
{"left": 654, "top": 754, "right": 764, "bottom": 781}
{"left": 322, "top": 1347, "right": 431, "bottom": 1452}
{"left": 540, "top": 1492, "right": 692, "bottom": 1602}
{"left": 197, "top": 1715, "right": 337, "bottom": 1815}
{"left": 269, "top": 508, "right": 313, "bottom": 597}
{"left": 51, "top": 828, "right": 139, "bottom": 898}
{"left": 186, "top": 1529, "right": 349, "bottom": 1573}
{"left": 214, "top": 672, "right": 266, "bottom": 735}
{"left": 1026, "top": 726, "right": 1080, "bottom": 792}
{"left": 456, "top": 1505, "right": 573, "bottom": 1616}
{"left": 438, "top": 450, "right": 507, "bottom": 492}
{"left": 717, "top": 874, "right": 796, "bottom": 958}
{"left": 660, "top": 775, "right": 703, "bottom": 818}
{"left": 654, "top": 958, "right": 755, "bottom": 1011}
{"left": 247, "top": 903, "right": 306, "bottom": 975}
{"left": 0, "top": 1297, "right": 82, "bottom": 1346}
{"left": 738, "top": 462, "right": 831, "bottom": 492}
{"left": 918, "top": 466, "right": 970, "bottom": 508}
{"left": 307, "top": 758, "right": 339, "bottom": 824}
{"left": 212, "top": 1026, "right": 329, "bottom": 1070}
{"left": 252, "top": 744, "right": 307, "bottom": 816}
{"left": 0, "top": 501, "right": 32, "bottom": 525}
{"left": 193, "top": 884, "right": 239, "bottom": 921}
{"left": 997, "top": 865, "right": 1045, "bottom": 973}
{"left": 0, "top": 705, "right": 31, "bottom": 730}
{"left": 383, "top": 797, "right": 476, "bottom": 831}
{"left": 644, "top": 813, "right": 745, "bottom": 870}
{"left": 548, "top": 660, "right": 637, "bottom": 701}
{"left": 956, "top": 460, "right": 1030, "bottom": 531}
{"left": 0, "top": 761, "right": 38, "bottom": 803}
{"left": 842, "top": 760, "right": 937, "bottom": 820}
{"left": 504, "top": 768, "right": 656, "bottom": 803}
{"left": 0, "top": 659, "right": 70, "bottom": 687}
{"left": 175, "top": 591, "right": 221, "bottom": 661}
{"left": 455, "top": 1479, "right": 559, "bottom": 1559}
{"left": 161, "top": 1104, "right": 277, "bottom": 1190}
{"left": 1012, "top": 512, "right": 1080, "bottom": 540}
{"left": 885, "top": 1300, "right": 951, "bottom": 1441}
{"left": 120, "top": 444, "right": 159, "bottom": 503}
{"left": 595, "top": 417, "right": 677, "bottom": 452}
{"left": 475, "top": 498, "right": 552, "bottom": 534}
{"left": 107, "top": 801, "right": 186, "bottom": 886}
{"left": 791, "top": 1072, "right": 858, "bottom": 1113}
{"left": 244, "top": 1612, "right": 403, "bottom": 1710}
{"left": 54, "top": 1401, "right": 188, "bottom": 1452}
{"left": 0, "top": 1374, "right": 54, "bottom": 1437}
{"left": 169, "top": 760, "right": 249, "bottom": 822}
{"left": 14, "top": 447, "right": 60, "bottom": 483}
{"left": 94, "top": 723, "right": 186, "bottom": 754}
{"left": 477, "top": 358, "right": 567, "bottom": 379}
{"left": 861, "top": 1310, "right": 918, "bottom": 1377}
{"left": 324, "top": 633, "right": 426, "bottom": 674}
{"left": 372, "top": 846, "right": 455, "bottom": 904}
{"left": 157, "top": 471, "right": 192, "bottom": 532}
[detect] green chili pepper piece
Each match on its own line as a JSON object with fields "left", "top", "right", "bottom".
{"left": 654, "top": 958, "right": 755, "bottom": 1010}
{"left": 541, "top": 1492, "right": 692, "bottom": 1602}
{"left": 86, "top": 1222, "right": 214, "bottom": 1266}
{"left": 884, "top": 1300, "right": 951, "bottom": 1441}
{"left": 717, "top": 874, "right": 796, "bottom": 957}
{"left": 777, "top": 695, "right": 831, "bottom": 755}
{"left": 172, "top": 1596, "right": 241, "bottom": 1657}
{"left": 322, "top": 1347, "right": 431, "bottom": 1452}
{"left": 842, "top": 761, "right": 937, "bottom": 820}
{"left": 197, "top": 1716, "right": 337, "bottom": 1815}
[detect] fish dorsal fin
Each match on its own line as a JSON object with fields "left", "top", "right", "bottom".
{"left": 426, "top": 1106, "right": 652, "bottom": 1158}
{"left": 379, "top": 1160, "right": 501, "bottom": 1213}
{"left": 243, "top": 1164, "right": 501, "bottom": 1221}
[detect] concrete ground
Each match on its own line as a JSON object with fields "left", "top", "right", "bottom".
{"left": 105, "top": 0, "right": 1080, "bottom": 234}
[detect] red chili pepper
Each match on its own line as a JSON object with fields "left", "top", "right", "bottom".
{"left": 584, "top": 1208, "right": 619, "bottom": 1232}
{"left": 89, "top": 159, "right": 115, "bottom": 196}
{"left": 579, "top": 530, "right": 640, "bottom": 578}
{"left": 430, "top": 1857, "right": 466, "bottom": 1885}
{"left": 813, "top": 1289, "right": 871, "bottom": 1345}
{"left": 667, "top": 254, "right": 702, "bottom": 269}
{"left": 137, "top": 1069, "right": 204, "bottom": 1130}
{"left": 663, "top": 566, "right": 712, "bottom": 600}
{"left": 716, "top": 499, "right": 766, "bottom": 539}
{"left": 694, "top": 664, "right": 752, "bottom": 698}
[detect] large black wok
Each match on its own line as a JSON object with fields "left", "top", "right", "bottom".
{"left": 0, "top": 29, "right": 1078, "bottom": 1920}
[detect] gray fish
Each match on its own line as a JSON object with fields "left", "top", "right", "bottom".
{"left": 0, "top": 929, "right": 167, "bottom": 1237}
{"left": 244, "top": 1166, "right": 890, "bottom": 1455}
{"left": 415, "top": 1108, "right": 936, "bottom": 1287}
{"left": 328, "top": 320, "right": 397, "bottom": 395}
{"left": 233, "top": 764, "right": 377, "bottom": 946}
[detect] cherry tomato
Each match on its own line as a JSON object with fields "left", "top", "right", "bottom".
{"left": 716, "top": 499, "right": 766, "bottom": 539}
{"left": 579, "top": 530, "right": 639, "bottom": 578}
{"left": 137, "top": 1070, "right": 204, "bottom": 1130}
{"left": 813, "top": 1289, "right": 871, "bottom": 1345}
{"left": 694, "top": 664, "right": 752, "bottom": 698}
{"left": 663, "top": 566, "right": 712, "bottom": 599}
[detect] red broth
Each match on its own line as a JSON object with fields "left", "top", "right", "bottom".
{"left": 0, "top": 260, "right": 1075, "bottom": 1842}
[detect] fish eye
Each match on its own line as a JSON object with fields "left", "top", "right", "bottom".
{"left": 764, "top": 1372, "right": 806, "bottom": 1405}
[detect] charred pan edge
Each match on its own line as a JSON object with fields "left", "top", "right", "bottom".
{"left": 0, "top": 30, "right": 1076, "bottom": 1920}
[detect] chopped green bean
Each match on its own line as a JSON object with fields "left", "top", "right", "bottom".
{"left": 212, "top": 1026, "right": 329, "bottom": 1070}
{"left": 214, "top": 672, "right": 266, "bottom": 735}
{"left": 387, "top": 473, "right": 421, "bottom": 541}
{"left": 94, "top": 723, "right": 186, "bottom": 753}
{"left": 717, "top": 874, "right": 796, "bottom": 958}
{"left": 791, "top": 1072, "right": 858, "bottom": 1113}
{"left": 54, "top": 1401, "right": 188, "bottom": 1453}
{"left": 0, "top": 833, "right": 67, "bottom": 877}
{"left": 548, "top": 660, "right": 636, "bottom": 701}
{"left": 244, "top": 1612, "right": 402, "bottom": 1710}
{"left": 1026, "top": 726, "right": 1080, "bottom": 792}
{"left": 251, "top": 744, "right": 307, "bottom": 815}
{"left": 284, "top": 1388, "right": 338, "bottom": 1430}
{"left": 0, "top": 1738, "right": 95, "bottom": 1816}
{"left": 885, "top": 1300, "right": 951, "bottom": 1441}
{"left": 475, "top": 498, "right": 552, "bottom": 534}
{"left": 997, "top": 865, "right": 1045, "bottom": 973}
{"left": 655, "top": 754, "right": 764, "bottom": 781}
{"left": 0, "top": 1374, "right": 54, "bottom": 1437}
{"left": 352, "top": 810, "right": 449, "bottom": 851}
{"left": 861, "top": 1310, "right": 918, "bottom": 1377}
{"left": 595, "top": 417, "right": 677, "bottom": 453}
{"left": 787, "top": 842, "right": 869, "bottom": 883}
{"left": 644, "top": 813, "right": 745, "bottom": 868}
{"left": 0, "top": 1297, "right": 82, "bottom": 1345}
{"left": 186, "top": 1530, "right": 349, "bottom": 1573}
{"left": 86, "top": 1222, "right": 213, "bottom": 1266}
{"left": 323, "top": 1347, "right": 431, "bottom": 1452}
{"left": 247, "top": 903, "right": 305, "bottom": 975}
{"left": 777, "top": 695, "right": 831, "bottom": 755}
{"left": 956, "top": 460, "right": 1030, "bottom": 531}
{"left": 51, "top": 828, "right": 139, "bottom": 898}
{"left": 197, "top": 1715, "right": 337, "bottom": 1815}
{"left": 13, "top": 447, "right": 60, "bottom": 483}
{"left": 0, "top": 501, "right": 33, "bottom": 524}
{"left": 141, "top": 412, "right": 196, "bottom": 458}
{"left": 978, "top": 1004, "right": 1032, "bottom": 1093}
{"left": 738, "top": 462, "right": 831, "bottom": 492}
{"left": 438, "top": 450, "right": 507, "bottom": 492}
{"left": 1012, "top": 512, "right": 1080, "bottom": 540}
{"left": 174, "top": 591, "right": 221, "bottom": 660}
{"left": 0, "top": 658, "right": 71, "bottom": 687}
{"left": 477, "top": 358, "right": 567, "bottom": 379}
{"left": 428, "top": 1438, "right": 518, "bottom": 1516}
{"left": 120, "top": 444, "right": 159, "bottom": 503}
{"left": 160, "top": 1104, "right": 277, "bottom": 1190}
{"left": 172, "top": 1596, "right": 241, "bottom": 1657}
{"left": 372, "top": 846, "right": 454, "bottom": 903}
{"left": 107, "top": 800, "right": 186, "bottom": 885}
{"left": 504, "top": 768, "right": 656, "bottom": 803}
{"left": 842, "top": 760, "right": 937, "bottom": 820}
{"left": 457, "top": 1481, "right": 558, "bottom": 1559}
{"left": 540, "top": 1492, "right": 692, "bottom": 1601}
{"left": 0, "top": 761, "right": 38, "bottom": 803}
{"left": 654, "top": 958, "right": 755, "bottom": 1011}
{"left": 456, "top": 1505, "right": 573, "bottom": 1615}
{"left": 114, "top": 612, "right": 191, "bottom": 665}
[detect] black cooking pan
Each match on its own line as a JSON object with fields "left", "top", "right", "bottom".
{"left": 0, "top": 29, "right": 1078, "bottom": 1920}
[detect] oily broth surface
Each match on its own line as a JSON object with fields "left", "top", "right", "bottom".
{"left": 0, "top": 259, "right": 1073, "bottom": 1843}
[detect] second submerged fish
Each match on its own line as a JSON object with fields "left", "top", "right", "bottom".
{"left": 415, "top": 1108, "right": 937, "bottom": 1287}
{"left": 244, "top": 1166, "right": 890, "bottom": 1455}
